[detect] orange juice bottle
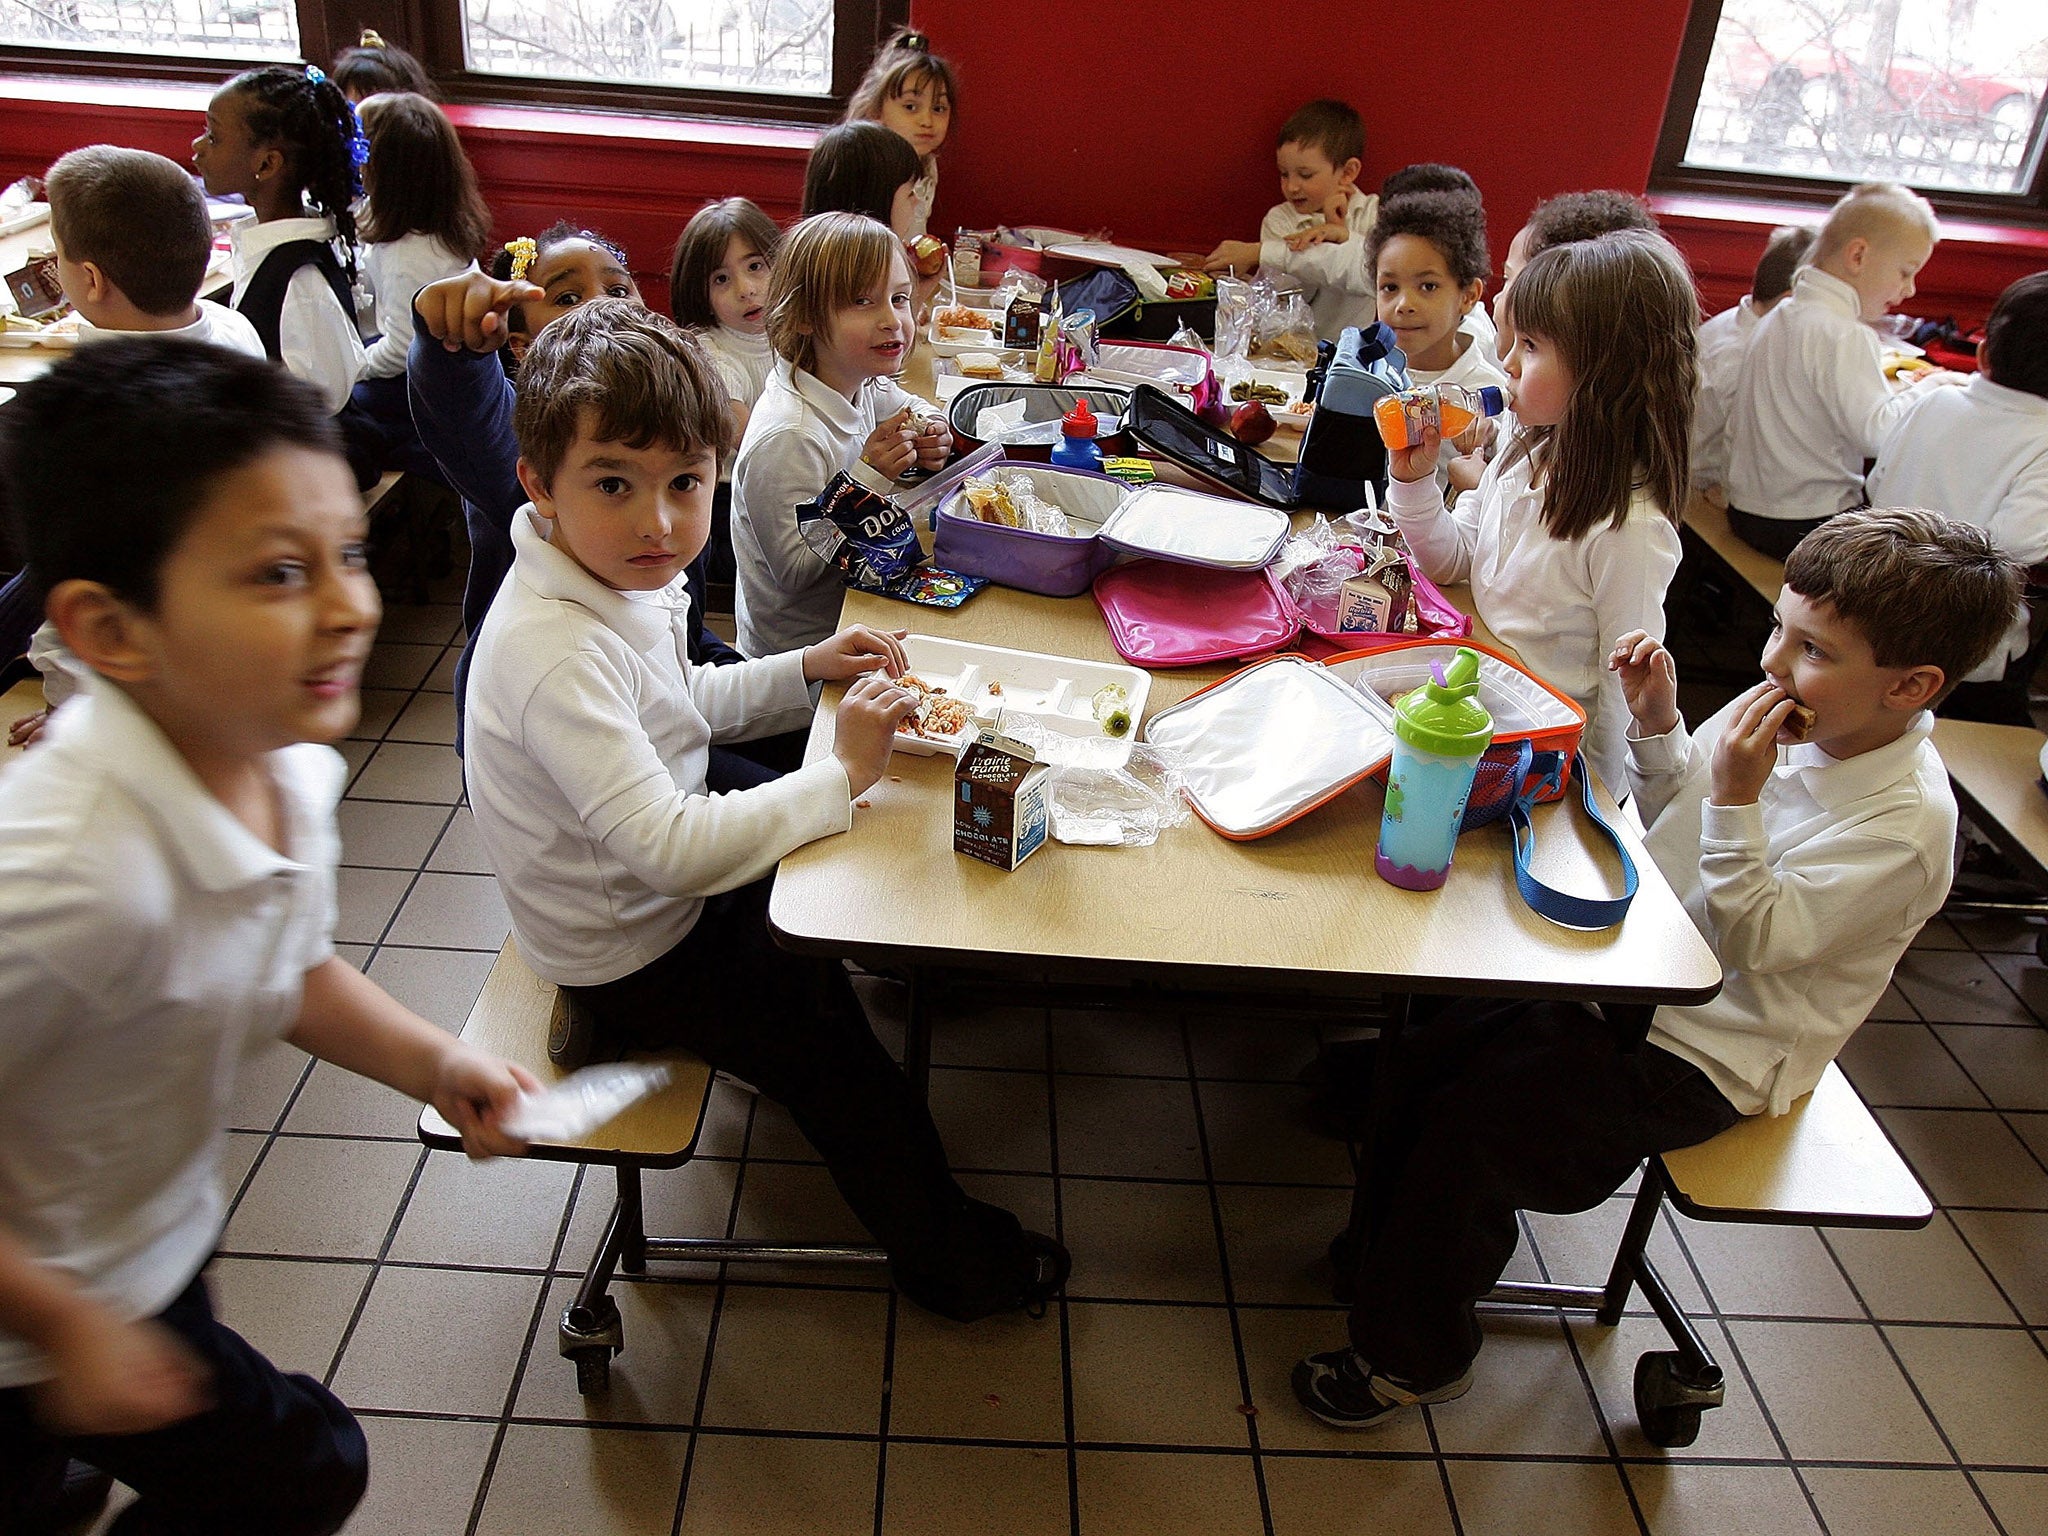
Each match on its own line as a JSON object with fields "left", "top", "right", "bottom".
{"left": 1373, "top": 384, "right": 1508, "bottom": 450}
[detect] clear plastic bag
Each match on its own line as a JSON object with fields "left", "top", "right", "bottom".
{"left": 960, "top": 470, "right": 1071, "bottom": 536}
{"left": 1272, "top": 512, "right": 1412, "bottom": 634}
{"left": 1046, "top": 741, "right": 1193, "bottom": 847}
{"left": 502, "top": 1062, "right": 673, "bottom": 1143}
{"left": 1250, "top": 287, "right": 1318, "bottom": 368}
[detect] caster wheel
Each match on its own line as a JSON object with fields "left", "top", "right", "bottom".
{"left": 570, "top": 1347, "right": 612, "bottom": 1396}
{"left": 1634, "top": 1351, "right": 1706, "bottom": 1448}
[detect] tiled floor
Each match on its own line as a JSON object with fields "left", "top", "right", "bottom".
{"left": 132, "top": 582, "right": 2048, "bottom": 1533}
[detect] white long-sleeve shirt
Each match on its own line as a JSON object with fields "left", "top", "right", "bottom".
{"left": 1630, "top": 704, "right": 1954, "bottom": 1116}
{"left": 1724, "top": 266, "right": 1945, "bottom": 521}
{"left": 698, "top": 323, "right": 776, "bottom": 410}
{"left": 1690, "top": 295, "right": 1762, "bottom": 492}
{"left": 1868, "top": 373, "right": 2048, "bottom": 682}
{"left": 75, "top": 298, "right": 265, "bottom": 359}
{"left": 464, "top": 509, "right": 841, "bottom": 986}
{"left": 0, "top": 681, "right": 340, "bottom": 1386}
{"left": 361, "top": 232, "right": 474, "bottom": 379}
{"left": 1388, "top": 450, "right": 1683, "bottom": 797}
{"left": 1255, "top": 190, "right": 1380, "bottom": 342}
{"left": 731, "top": 357, "right": 922, "bottom": 658}
{"left": 228, "top": 215, "right": 365, "bottom": 414}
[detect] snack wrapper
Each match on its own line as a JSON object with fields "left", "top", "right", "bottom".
{"left": 798, "top": 471, "right": 989, "bottom": 609}
{"left": 502, "top": 1063, "right": 673, "bottom": 1143}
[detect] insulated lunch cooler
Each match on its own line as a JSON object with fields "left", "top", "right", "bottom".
{"left": 946, "top": 383, "right": 1133, "bottom": 460}
{"left": 931, "top": 459, "right": 1126, "bottom": 598}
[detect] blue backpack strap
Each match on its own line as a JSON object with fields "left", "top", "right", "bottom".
{"left": 1506, "top": 757, "right": 1638, "bottom": 930}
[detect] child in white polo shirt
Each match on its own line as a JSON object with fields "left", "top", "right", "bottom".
{"left": 1295, "top": 509, "right": 2020, "bottom": 1430}
{"left": 1869, "top": 272, "right": 2048, "bottom": 720}
{"left": 1691, "top": 223, "right": 1815, "bottom": 493}
{"left": 0, "top": 339, "right": 531, "bottom": 1534}
{"left": 1200, "top": 99, "right": 1379, "bottom": 341}
{"left": 1724, "top": 181, "right": 1962, "bottom": 557}
{"left": 462, "top": 299, "right": 1069, "bottom": 1323}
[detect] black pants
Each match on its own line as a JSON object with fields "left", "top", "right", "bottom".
{"left": 1726, "top": 505, "right": 1835, "bottom": 561}
{"left": 0, "top": 1274, "right": 367, "bottom": 1536}
{"left": 564, "top": 876, "right": 1004, "bottom": 1295}
{"left": 1344, "top": 998, "right": 1742, "bottom": 1388}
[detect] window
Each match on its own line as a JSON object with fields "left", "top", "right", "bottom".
{"left": 0, "top": 0, "right": 299, "bottom": 62}
{"left": 1657, "top": 0, "right": 2048, "bottom": 217}
{"left": 0, "top": 0, "right": 903, "bottom": 122}
{"left": 463, "top": 0, "right": 836, "bottom": 97}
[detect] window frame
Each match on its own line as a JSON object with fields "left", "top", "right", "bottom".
{"left": 0, "top": 0, "right": 906, "bottom": 125}
{"left": 1653, "top": 0, "right": 2048, "bottom": 227}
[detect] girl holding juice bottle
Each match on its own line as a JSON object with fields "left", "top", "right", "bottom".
{"left": 1383, "top": 228, "right": 1697, "bottom": 796}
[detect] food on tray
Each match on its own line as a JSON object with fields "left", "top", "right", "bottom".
{"left": 1091, "top": 683, "right": 1132, "bottom": 738}
{"left": 958, "top": 351, "right": 1005, "bottom": 379}
{"left": 1229, "top": 379, "right": 1292, "bottom": 406}
{"left": 934, "top": 306, "right": 994, "bottom": 331}
{"left": 1229, "top": 400, "right": 1276, "bottom": 446}
{"left": 897, "top": 673, "right": 975, "bottom": 738}
{"left": 1781, "top": 700, "right": 1818, "bottom": 741}
{"left": 1249, "top": 332, "right": 1318, "bottom": 366}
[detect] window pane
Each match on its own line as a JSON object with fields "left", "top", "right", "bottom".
{"left": 1683, "top": 0, "right": 2048, "bottom": 195}
{"left": 0, "top": 0, "right": 298, "bottom": 59}
{"left": 462, "top": 0, "right": 834, "bottom": 95}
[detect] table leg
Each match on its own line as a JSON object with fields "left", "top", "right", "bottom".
{"left": 1342, "top": 991, "right": 1414, "bottom": 1257}
{"left": 904, "top": 965, "right": 932, "bottom": 1103}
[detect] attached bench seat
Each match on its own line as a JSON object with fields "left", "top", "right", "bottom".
{"left": 420, "top": 937, "right": 885, "bottom": 1394}
{"left": 1489, "top": 1059, "right": 1930, "bottom": 1447}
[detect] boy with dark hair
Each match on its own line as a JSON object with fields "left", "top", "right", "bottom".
{"left": 1692, "top": 224, "right": 1818, "bottom": 491}
{"left": 1869, "top": 273, "right": 2048, "bottom": 713}
{"left": 0, "top": 338, "right": 531, "bottom": 1534}
{"left": 462, "top": 299, "right": 1070, "bottom": 1322}
{"left": 45, "top": 145, "right": 264, "bottom": 358}
{"left": 1294, "top": 508, "right": 2020, "bottom": 1429}
{"left": 1200, "top": 98, "right": 1379, "bottom": 340}
{"left": 1364, "top": 191, "right": 1504, "bottom": 394}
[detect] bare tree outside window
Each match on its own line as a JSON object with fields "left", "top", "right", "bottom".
{"left": 463, "top": 0, "right": 833, "bottom": 94}
{"left": 1682, "top": 0, "right": 2047, "bottom": 195}
{"left": 0, "top": 0, "right": 297, "bottom": 58}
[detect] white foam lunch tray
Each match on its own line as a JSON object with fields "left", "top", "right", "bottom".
{"left": 1095, "top": 483, "right": 1290, "bottom": 570}
{"left": 1142, "top": 655, "right": 1393, "bottom": 839}
{"left": 927, "top": 302, "right": 1011, "bottom": 357}
{"left": 890, "top": 634, "right": 1151, "bottom": 769}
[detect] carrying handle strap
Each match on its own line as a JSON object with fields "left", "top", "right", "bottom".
{"left": 1506, "top": 744, "right": 1638, "bottom": 930}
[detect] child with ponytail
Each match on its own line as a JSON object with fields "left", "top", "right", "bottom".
{"left": 192, "top": 63, "right": 367, "bottom": 416}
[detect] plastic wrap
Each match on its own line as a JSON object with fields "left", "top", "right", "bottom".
{"left": 1046, "top": 742, "right": 1193, "bottom": 848}
{"left": 960, "top": 470, "right": 1073, "bottom": 537}
{"left": 502, "top": 1063, "right": 674, "bottom": 1143}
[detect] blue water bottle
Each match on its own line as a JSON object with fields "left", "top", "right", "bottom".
{"left": 1050, "top": 399, "right": 1105, "bottom": 473}
{"left": 1376, "top": 648, "right": 1494, "bottom": 891}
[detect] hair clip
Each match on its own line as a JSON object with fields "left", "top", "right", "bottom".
{"left": 505, "top": 237, "right": 539, "bottom": 282}
{"left": 899, "top": 31, "right": 929, "bottom": 52}
{"left": 359, "top": 28, "right": 386, "bottom": 47}
{"left": 305, "top": 63, "right": 328, "bottom": 84}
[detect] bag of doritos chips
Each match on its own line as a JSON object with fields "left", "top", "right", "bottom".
{"left": 797, "top": 471, "right": 988, "bottom": 609}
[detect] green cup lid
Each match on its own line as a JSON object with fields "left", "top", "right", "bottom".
{"left": 1391, "top": 647, "right": 1494, "bottom": 756}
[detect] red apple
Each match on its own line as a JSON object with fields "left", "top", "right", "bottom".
{"left": 1230, "top": 400, "right": 1276, "bottom": 446}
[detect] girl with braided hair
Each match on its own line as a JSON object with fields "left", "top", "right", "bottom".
{"left": 192, "top": 64, "right": 367, "bottom": 416}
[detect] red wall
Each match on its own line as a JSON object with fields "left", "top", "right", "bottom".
{"left": 918, "top": 0, "right": 1694, "bottom": 265}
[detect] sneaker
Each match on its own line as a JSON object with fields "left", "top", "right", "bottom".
{"left": 1291, "top": 1346, "right": 1472, "bottom": 1429}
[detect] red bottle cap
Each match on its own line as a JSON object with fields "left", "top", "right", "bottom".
{"left": 1061, "top": 401, "right": 1098, "bottom": 439}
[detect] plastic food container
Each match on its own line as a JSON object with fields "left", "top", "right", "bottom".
{"left": 1142, "top": 655, "right": 1394, "bottom": 839}
{"left": 933, "top": 460, "right": 1126, "bottom": 598}
{"left": 1096, "top": 483, "right": 1290, "bottom": 569}
{"left": 1081, "top": 341, "right": 1211, "bottom": 393}
{"left": 946, "top": 383, "right": 1133, "bottom": 459}
{"left": 926, "top": 302, "right": 1010, "bottom": 358}
{"left": 891, "top": 634, "right": 1152, "bottom": 769}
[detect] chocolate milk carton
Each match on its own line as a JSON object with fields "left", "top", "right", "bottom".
{"left": 954, "top": 729, "right": 1051, "bottom": 870}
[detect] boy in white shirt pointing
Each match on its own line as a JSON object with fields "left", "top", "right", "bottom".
{"left": 1295, "top": 509, "right": 2019, "bottom": 1430}
{"left": 0, "top": 339, "right": 532, "bottom": 1534}
{"left": 462, "top": 299, "right": 1070, "bottom": 1323}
